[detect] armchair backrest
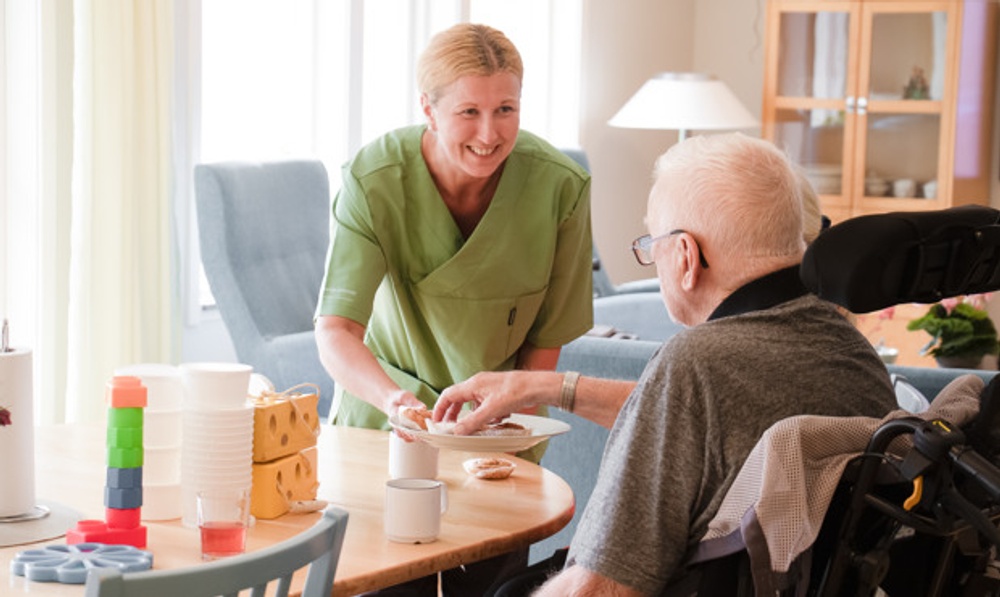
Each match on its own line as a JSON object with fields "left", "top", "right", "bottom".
{"left": 194, "top": 160, "right": 334, "bottom": 415}
{"left": 195, "top": 160, "right": 330, "bottom": 340}
{"left": 558, "top": 148, "right": 618, "bottom": 298}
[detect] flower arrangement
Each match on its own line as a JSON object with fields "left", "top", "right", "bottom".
{"left": 906, "top": 294, "right": 999, "bottom": 363}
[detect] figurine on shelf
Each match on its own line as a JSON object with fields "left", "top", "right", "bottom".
{"left": 903, "top": 66, "right": 930, "bottom": 100}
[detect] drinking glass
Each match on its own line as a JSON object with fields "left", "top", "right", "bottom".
{"left": 197, "top": 487, "right": 250, "bottom": 560}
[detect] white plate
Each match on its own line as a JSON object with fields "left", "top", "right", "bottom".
{"left": 389, "top": 413, "right": 571, "bottom": 453}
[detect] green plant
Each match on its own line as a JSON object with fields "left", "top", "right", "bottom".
{"left": 907, "top": 298, "right": 1000, "bottom": 359}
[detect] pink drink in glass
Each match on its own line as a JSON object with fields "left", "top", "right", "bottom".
{"left": 199, "top": 521, "right": 247, "bottom": 560}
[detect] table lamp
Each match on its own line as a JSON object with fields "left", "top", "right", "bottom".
{"left": 608, "top": 72, "right": 759, "bottom": 141}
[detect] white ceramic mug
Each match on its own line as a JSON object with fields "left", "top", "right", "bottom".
{"left": 922, "top": 180, "right": 938, "bottom": 199}
{"left": 388, "top": 431, "right": 439, "bottom": 480}
{"left": 384, "top": 478, "right": 448, "bottom": 543}
{"left": 893, "top": 178, "right": 917, "bottom": 198}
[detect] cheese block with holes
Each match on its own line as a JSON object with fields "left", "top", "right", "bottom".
{"left": 252, "top": 392, "right": 319, "bottom": 463}
{"left": 250, "top": 446, "right": 318, "bottom": 519}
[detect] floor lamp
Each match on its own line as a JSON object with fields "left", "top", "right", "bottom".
{"left": 608, "top": 72, "right": 759, "bottom": 140}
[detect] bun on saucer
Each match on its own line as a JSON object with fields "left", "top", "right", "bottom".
{"left": 464, "top": 457, "right": 516, "bottom": 480}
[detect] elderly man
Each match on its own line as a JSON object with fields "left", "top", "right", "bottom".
{"left": 433, "top": 133, "right": 897, "bottom": 596}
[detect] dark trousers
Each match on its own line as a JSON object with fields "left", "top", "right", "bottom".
{"left": 487, "top": 548, "right": 568, "bottom": 597}
{"left": 359, "top": 548, "right": 529, "bottom": 597}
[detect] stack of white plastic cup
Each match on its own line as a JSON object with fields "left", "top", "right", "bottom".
{"left": 114, "top": 363, "right": 184, "bottom": 521}
{"left": 179, "top": 362, "right": 254, "bottom": 528}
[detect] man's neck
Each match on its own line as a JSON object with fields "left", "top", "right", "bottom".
{"left": 707, "top": 265, "right": 808, "bottom": 321}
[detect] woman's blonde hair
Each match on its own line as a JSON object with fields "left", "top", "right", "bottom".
{"left": 417, "top": 23, "right": 523, "bottom": 105}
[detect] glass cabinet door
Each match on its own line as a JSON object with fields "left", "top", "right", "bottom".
{"left": 855, "top": 6, "right": 952, "bottom": 211}
{"left": 764, "top": 1, "right": 962, "bottom": 221}
{"left": 764, "top": 4, "right": 860, "bottom": 222}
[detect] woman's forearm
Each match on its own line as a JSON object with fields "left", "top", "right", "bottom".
{"left": 315, "top": 315, "right": 415, "bottom": 415}
{"left": 516, "top": 342, "right": 561, "bottom": 371}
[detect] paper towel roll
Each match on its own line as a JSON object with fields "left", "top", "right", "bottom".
{"left": 0, "top": 348, "right": 35, "bottom": 517}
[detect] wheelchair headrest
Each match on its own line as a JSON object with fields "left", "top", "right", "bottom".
{"left": 801, "top": 206, "right": 1000, "bottom": 313}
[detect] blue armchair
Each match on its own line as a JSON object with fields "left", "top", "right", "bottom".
{"left": 194, "top": 160, "right": 335, "bottom": 418}
{"left": 559, "top": 148, "right": 660, "bottom": 298}
{"left": 559, "top": 148, "right": 674, "bottom": 341}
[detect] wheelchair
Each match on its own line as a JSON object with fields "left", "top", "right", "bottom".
{"left": 670, "top": 205, "right": 1000, "bottom": 597}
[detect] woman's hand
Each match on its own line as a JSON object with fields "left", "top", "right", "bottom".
{"left": 433, "top": 370, "right": 561, "bottom": 435}
{"left": 383, "top": 388, "right": 424, "bottom": 416}
{"left": 385, "top": 388, "right": 426, "bottom": 442}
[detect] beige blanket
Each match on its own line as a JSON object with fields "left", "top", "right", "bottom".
{"left": 691, "top": 374, "right": 984, "bottom": 594}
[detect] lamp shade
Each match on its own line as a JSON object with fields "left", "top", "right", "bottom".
{"left": 608, "top": 72, "right": 759, "bottom": 134}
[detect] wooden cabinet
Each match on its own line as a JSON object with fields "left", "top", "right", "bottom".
{"left": 762, "top": 0, "right": 998, "bottom": 223}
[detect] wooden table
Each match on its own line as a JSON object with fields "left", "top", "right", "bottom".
{"left": 1, "top": 424, "right": 575, "bottom": 595}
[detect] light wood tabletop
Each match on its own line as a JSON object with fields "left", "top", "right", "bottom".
{"left": 1, "top": 423, "right": 575, "bottom": 595}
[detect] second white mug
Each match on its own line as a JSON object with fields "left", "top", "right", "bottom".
{"left": 384, "top": 478, "right": 448, "bottom": 543}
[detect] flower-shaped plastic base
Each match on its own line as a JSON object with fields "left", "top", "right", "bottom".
{"left": 11, "top": 542, "right": 153, "bottom": 584}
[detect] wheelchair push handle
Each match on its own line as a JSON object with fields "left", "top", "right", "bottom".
{"left": 949, "top": 445, "right": 1000, "bottom": 502}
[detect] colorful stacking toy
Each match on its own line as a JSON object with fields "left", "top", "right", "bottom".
{"left": 66, "top": 376, "right": 148, "bottom": 547}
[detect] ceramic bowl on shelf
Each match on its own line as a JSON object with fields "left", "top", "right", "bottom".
{"left": 865, "top": 178, "right": 890, "bottom": 197}
{"left": 803, "top": 163, "right": 842, "bottom": 195}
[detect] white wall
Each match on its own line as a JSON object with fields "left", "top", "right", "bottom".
{"left": 580, "top": 0, "right": 698, "bottom": 286}
{"left": 580, "top": 0, "right": 767, "bottom": 285}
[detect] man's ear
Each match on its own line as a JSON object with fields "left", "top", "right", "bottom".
{"left": 677, "top": 233, "right": 701, "bottom": 291}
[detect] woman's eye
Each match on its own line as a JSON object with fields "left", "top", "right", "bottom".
{"left": 461, "top": 108, "right": 479, "bottom": 117}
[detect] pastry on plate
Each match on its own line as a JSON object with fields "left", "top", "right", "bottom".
{"left": 427, "top": 417, "right": 532, "bottom": 437}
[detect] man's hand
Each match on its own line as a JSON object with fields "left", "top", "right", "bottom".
{"left": 434, "top": 370, "right": 561, "bottom": 435}
{"left": 534, "top": 564, "right": 645, "bottom": 596}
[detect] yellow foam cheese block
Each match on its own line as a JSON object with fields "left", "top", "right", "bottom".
{"left": 251, "top": 446, "right": 318, "bottom": 519}
{"left": 252, "top": 392, "right": 319, "bottom": 463}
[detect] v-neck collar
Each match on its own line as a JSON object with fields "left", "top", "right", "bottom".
{"left": 414, "top": 128, "right": 524, "bottom": 247}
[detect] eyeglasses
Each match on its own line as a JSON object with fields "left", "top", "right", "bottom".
{"left": 631, "top": 229, "right": 710, "bottom": 268}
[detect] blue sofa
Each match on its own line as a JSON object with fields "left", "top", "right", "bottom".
{"left": 529, "top": 334, "right": 998, "bottom": 563}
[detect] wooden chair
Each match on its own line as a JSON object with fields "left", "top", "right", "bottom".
{"left": 84, "top": 506, "right": 348, "bottom": 597}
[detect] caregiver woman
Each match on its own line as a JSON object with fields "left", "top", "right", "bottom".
{"left": 314, "top": 22, "right": 593, "bottom": 455}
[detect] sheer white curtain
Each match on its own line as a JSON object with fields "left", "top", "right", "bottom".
{"left": 3, "top": 0, "right": 76, "bottom": 425}
{"left": 66, "top": 0, "right": 178, "bottom": 423}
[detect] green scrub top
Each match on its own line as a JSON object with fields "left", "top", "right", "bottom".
{"left": 317, "top": 126, "right": 593, "bottom": 455}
